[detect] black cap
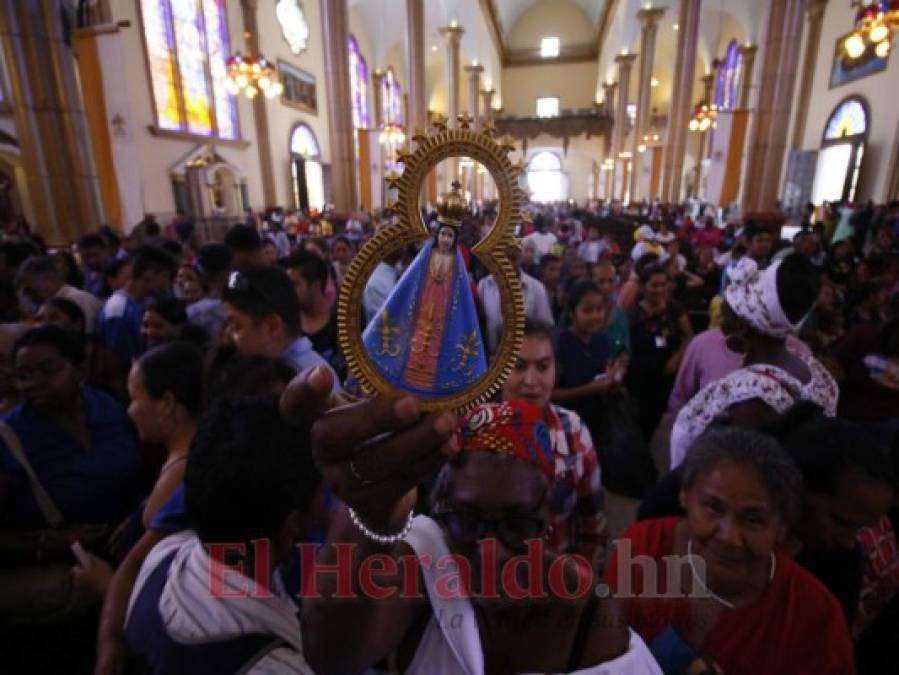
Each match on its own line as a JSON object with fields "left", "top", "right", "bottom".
{"left": 198, "top": 243, "right": 233, "bottom": 274}
{"left": 223, "top": 266, "right": 300, "bottom": 336}
{"left": 225, "top": 224, "right": 263, "bottom": 252}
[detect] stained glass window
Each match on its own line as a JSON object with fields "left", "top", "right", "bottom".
{"left": 381, "top": 67, "right": 403, "bottom": 126}
{"left": 348, "top": 34, "right": 370, "bottom": 130}
{"left": 140, "top": 0, "right": 238, "bottom": 139}
{"left": 714, "top": 40, "right": 742, "bottom": 111}
{"left": 824, "top": 97, "right": 868, "bottom": 140}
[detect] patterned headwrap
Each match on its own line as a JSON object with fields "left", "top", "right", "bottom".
{"left": 456, "top": 401, "right": 556, "bottom": 481}
{"left": 724, "top": 257, "right": 801, "bottom": 338}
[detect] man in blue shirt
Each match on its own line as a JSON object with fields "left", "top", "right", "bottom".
{"left": 78, "top": 233, "right": 113, "bottom": 298}
{"left": 97, "top": 245, "right": 175, "bottom": 366}
{"left": 223, "top": 266, "right": 342, "bottom": 395}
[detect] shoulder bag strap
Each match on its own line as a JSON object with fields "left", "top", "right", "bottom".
{"left": 0, "top": 420, "right": 65, "bottom": 528}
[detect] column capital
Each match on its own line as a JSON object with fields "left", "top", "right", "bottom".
{"left": 807, "top": 0, "right": 828, "bottom": 21}
{"left": 614, "top": 52, "right": 638, "bottom": 67}
{"left": 463, "top": 63, "right": 484, "bottom": 76}
{"left": 372, "top": 68, "right": 387, "bottom": 80}
{"left": 439, "top": 24, "right": 465, "bottom": 44}
{"left": 637, "top": 7, "right": 667, "bottom": 27}
{"left": 480, "top": 87, "right": 495, "bottom": 96}
{"left": 738, "top": 43, "right": 758, "bottom": 58}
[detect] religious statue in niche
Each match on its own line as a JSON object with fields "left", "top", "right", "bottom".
{"left": 362, "top": 183, "right": 486, "bottom": 395}
{"left": 276, "top": 0, "right": 310, "bottom": 55}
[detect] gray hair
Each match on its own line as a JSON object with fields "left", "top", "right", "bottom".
{"left": 682, "top": 427, "right": 802, "bottom": 527}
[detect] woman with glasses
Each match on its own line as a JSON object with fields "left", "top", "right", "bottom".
{"left": 301, "top": 393, "right": 661, "bottom": 674}
{"left": 0, "top": 326, "right": 143, "bottom": 669}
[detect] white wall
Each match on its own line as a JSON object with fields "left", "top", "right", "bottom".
{"left": 257, "top": 0, "right": 331, "bottom": 209}
{"left": 110, "top": 0, "right": 263, "bottom": 223}
{"left": 502, "top": 61, "right": 600, "bottom": 115}
{"left": 795, "top": 1, "right": 899, "bottom": 201}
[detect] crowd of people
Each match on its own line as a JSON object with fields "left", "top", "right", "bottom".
{"left": 0, "top": 195, "right": 897, "bottom": 674}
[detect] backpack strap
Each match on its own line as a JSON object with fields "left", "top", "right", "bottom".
{"left": 0, "top": 420, "right": 65, "bottom": 528}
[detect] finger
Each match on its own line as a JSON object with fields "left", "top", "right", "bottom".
{"left": 312, "top": 394, "right": 427, "bottom": 460}
{"left": 280, "top": 366, "right": 334, "bottom": 426}
{"left": 347, "top": 410, "right": 457, "bottom": 483}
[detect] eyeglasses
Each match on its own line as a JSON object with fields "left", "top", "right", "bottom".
{"left": 433, "top": 510, "right": 545, "bottom": 550}
{"left": 15, "top": 358, "right": 71, "bottom": 384}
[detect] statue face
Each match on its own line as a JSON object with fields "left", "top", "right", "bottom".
{"left": 437, "top": 226, "right": 456, "bottom": 253}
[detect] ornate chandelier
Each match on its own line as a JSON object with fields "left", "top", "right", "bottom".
{"left": 378, "top": 123, "right": 406, "bottom": 145}
{"left": 688, "top": 103, "right": 718, "bottom": 133}
{"left": 224, "top": 53, "right": 284, "bottom": 99}
{"left": 845, "top": 0, "right": 898, "bottom": 60}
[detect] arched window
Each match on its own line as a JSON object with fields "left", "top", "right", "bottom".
{"left": 348, "top": 35, "right": 370, "bottom": 130}
{"left": 714, "top": 40, "right": 742, "bottom": 111}
{"left": 824, "top": 97, "right": 868, "bottom": 141}
{"left": 381, "top": 67, "right": 403, "bottom": 126}
{"left": 812, "top": 96, "right": 870, "bottom": 204}
{"left": 290, "top": 124, "right": 325, "bottom": 211}
{"left": 290, "top": 124, "right": 319, "bottom": 157}
{"left": 139, "top": 0, "right": 238, "bottom": 139}
{"left": 527, "top": 152, "right": 565, "bottom": 203}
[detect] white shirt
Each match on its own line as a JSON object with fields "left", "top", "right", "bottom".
{"left": 523, "top": 231, "right": 558, "bottom": 258}
{"left": 403, "top": 516, "right": 662, "bottom": 675}
{"left": 363, "top": 262, "right": 399, "bottom": 326}
{"left": 56, "top": 284, "right": 102, "bottom": 334}
{"left": 478, "top": 271, "right": 554, "bottom": 353}
{"left": 578, "top": 240, "right": 608, "bottom": 264}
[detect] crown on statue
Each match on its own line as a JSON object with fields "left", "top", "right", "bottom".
{"left": 437, "top": 180, "right": 469, "bottom": 227}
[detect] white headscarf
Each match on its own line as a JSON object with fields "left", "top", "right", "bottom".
{"left": 724, "top": 258, "right": 801, "bottom": 338}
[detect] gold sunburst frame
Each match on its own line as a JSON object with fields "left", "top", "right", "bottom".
{"left": 337, "top": 114, "right": 526, "bottom": 412}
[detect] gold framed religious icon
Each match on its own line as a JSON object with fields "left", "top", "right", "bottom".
{"left": 337, "top": 115, "right": 526, "bottom": 412}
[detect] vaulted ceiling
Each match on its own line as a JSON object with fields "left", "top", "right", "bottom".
{"left": 491, "top": 0, "right": 609, "bottom": 47}
{"left": 345, "top": 0, "right": 764, "bottom": 116}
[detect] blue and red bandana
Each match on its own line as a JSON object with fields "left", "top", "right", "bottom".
{"left": 457, "top": 401, "right": 555, "bottom": 480}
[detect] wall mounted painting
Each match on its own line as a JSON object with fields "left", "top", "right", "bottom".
{"left": 279, "top": 61, "right": 317, "bottom": 114}
{"left": 830, "top": 32, "right": 889, "bottom": 88}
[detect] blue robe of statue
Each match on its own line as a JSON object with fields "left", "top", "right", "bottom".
{"left": 362, "top": 240, "right": 487, "bottom": 398}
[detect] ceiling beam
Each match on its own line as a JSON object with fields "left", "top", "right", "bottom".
{"left": 478, "top": 0, "right": 507, "bottom": 65}
{"left": 595, "top": 0, "right": 622, "bottom": 61}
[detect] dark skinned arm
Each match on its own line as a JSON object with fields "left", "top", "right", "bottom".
{"left": 282, "top": 368, "right": 458, "bottom": 675}
{"left": 94, "top": 528, "right": 166, "bottom": 675}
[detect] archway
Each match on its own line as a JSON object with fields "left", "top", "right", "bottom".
{"left": 290, "top": 124, "right": 325, "bottom": 211}
{"left": 812, "top": 96, "right": 869, "bottom": 204}
{"left": 527, "top": 151, "right": 566, "bottom": 203}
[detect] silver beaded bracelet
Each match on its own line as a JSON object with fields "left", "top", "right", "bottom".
{"left": 347, "top": 506, "right": 415, "bottom": 546}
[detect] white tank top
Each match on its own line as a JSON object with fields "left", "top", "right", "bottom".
{"left": 402, "top": 516, "right": 662, "bottom": 675}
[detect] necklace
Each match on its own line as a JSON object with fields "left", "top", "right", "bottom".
{"left": 686, "top": 539, "right": 776, "bottom": 609}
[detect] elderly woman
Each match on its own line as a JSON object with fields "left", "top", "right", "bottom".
{"left": 670, "top": 254, "right": 837, "bottom": 468}
{"left": 606, "top": 427, "right": 855, "bottom": 674}
{"left": 302, "top": 390, "right": 661, "bottom": 674}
